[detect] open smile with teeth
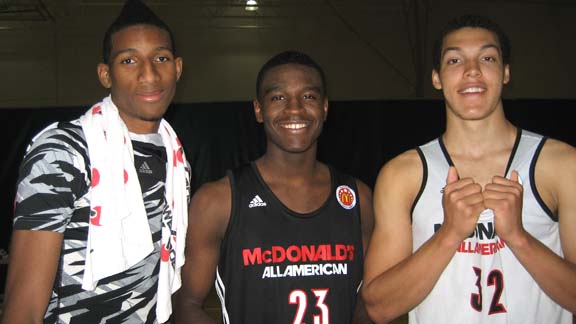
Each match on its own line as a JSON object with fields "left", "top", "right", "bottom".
{"left": 460, "top": 87, "right": 486, "bottom": 94}
{"left": 280, "top": 122, "right": 309, "bottom": 130}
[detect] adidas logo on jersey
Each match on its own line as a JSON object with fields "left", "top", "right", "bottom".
{"left": 249, "top": 195, "right": 267, "bottom": 208}
{"left": 138, "top": 161, "right": 153, "bottom": 175}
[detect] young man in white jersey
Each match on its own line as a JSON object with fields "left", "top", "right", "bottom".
{"left": 362, "top": 14, "right": 576, "bottom": 324}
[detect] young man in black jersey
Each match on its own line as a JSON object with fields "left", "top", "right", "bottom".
{"left": 176, "top": 51, "right": 374, "bottom": 323}
{"left": 1, "top": 0, "right": 189, "bottom": 323}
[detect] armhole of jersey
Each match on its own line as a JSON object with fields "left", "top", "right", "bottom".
{"left": 347, "top": 172, "right": 360, "bottom": 218}
{"left": 350, "top": 176, "right": 364, "bottom": 246}
{"left": 411, "top": 147, "right": 428, "bottom": 222}
{"left": 504, "top": 128, "right": 523, "bottom": 176}
{"left": 529, "top": 137, "right": 557, "bottom": 222}
{"left": 222, "top": 169, "right": 237, "bottom": 240}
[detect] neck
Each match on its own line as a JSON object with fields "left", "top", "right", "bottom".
{"left": 126, "top": 122, "right": 161, "bottom": 134}
{"left": 256, "top": 147, "right": 321, "bottom": 182}
{"left": 443, "top": 115, "right": 516, "bottom": 158}
{"left": 119, "top": 111, "right": 161, "bottom": 134}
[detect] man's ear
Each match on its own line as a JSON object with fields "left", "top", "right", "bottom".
{"left": 432, "top": 69, "right": 442, "bottom": 90}
{"left": 323, "top": 97, "right": 329, "bottom": 121}
{"left": 97, "top": 63, "right": 112, "bottom": 89}
{"left": 503, "top": 64, "right": 510, "bottom": 85}
{"left": 254, "top": 99, "right": 264, "bottom": 123}
{"left": 175, "top": 57, "right": 183, "bottom": 81}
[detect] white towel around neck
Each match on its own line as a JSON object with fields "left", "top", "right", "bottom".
{"left": 79, "top": 95, "right": 189, "bottom": 323}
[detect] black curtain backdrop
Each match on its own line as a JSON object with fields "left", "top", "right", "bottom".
{"left": 1, "top": 99, "right": 575, "bottom": 290}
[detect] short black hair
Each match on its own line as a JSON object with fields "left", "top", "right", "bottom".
{"left": 102, "top": 0, "right": 176, "bottom": 64}
{"left": 255, "top": 50, "right": 327, "bottom": 101}
{"left": 432, "top": 14, "right": 510, "bottom": 71}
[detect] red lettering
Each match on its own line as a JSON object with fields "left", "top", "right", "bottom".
{"left": 335, "top": 244, "right": 347, "bottom": 261}
{"left": 315, "top": 245, "right": 327, "bottom": 260}
{"left": 263, "top": 250, "right": 272, "bottom": 263}
{"left": 347, "top": 245, "right": 355, "bottom": 261}
{"left": 481, "top": 243, "right": 490, "bottom": 255}
{"left": 301, "top": 245, "right": 315, "bottom": 262}
{"left": 243, "top": 248, "right": 262, "bottom": 266}
{"left": 272, "top": 246, "right": 285, "bottom": 263}
{"left": 287, "top": 245, "right": 302, "bottom": 262}
{"left": 489, "top": 243, "right": 496, "bottom": 254}
{"left": 243, "top": 244, "right": 356, "bottom": 266}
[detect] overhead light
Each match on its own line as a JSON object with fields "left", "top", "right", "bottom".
{"left": 245, "top": 0, "right": 258, "bottom": 11}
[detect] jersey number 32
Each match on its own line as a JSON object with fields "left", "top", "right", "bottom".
{"left": 470, "top": 267, "right": 507, "bottom": 314}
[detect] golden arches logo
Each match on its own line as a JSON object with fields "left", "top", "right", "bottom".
{"left": 336, "top": 185, "right": 356, "bottom": 210}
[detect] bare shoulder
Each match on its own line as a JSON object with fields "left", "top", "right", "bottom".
{"left": 536, "top": 138, "right": 576, "bottom": 183}
{"left": 354, "top": 179, "right": 373, "bottom": 203}
{"left": 188, "top": 175, "right": 232, "bottom": 239}
{"left": 192, "top": 176, "right": 231, "bottom": 205}
{"left": 539, "top": 138, "right": 576, "bottom": 166}
{"left": 375, "top": 149, "right": 423, "bottom": 199}
{"left": 535, "top": 138, "right": 576, "bottom": 215}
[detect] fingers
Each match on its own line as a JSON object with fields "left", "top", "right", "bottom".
{"left": 441, "top": 175, "right": 485, "bottom": 242}
{"left": 483, "top": 171, "right": 523, "bottom": 212}
{"left": 489, "top": 170, "right": 522, "bottom": 186}
{"left": 485, "top": 171, "right": 523, "bottom": 197}
{"left": 445, "top": 182, "right": 485, "bottom": 208}
{"left": 509, "top": 170, "right": 519, "bottom": 183}
{"left": 444, "top": 167, "right": 475, "bottom": 194}
{"left": 446, "top": 166, "right": 459, "bottom": 184}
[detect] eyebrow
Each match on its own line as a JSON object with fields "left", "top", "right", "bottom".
{"left": 110, "top": 46, "right": 173, "bottom": 61}
{"left": 442, "top": 44, "right": 501, "bottom": 57}
{"left": 263, "top": 85, "right": 323, "bottom": 96}
{"left": 263, "top": 85, "right": 282, "bottom": 96}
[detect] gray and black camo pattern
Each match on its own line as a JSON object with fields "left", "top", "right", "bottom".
{"left": 13, "top": 119, "right": 175, "bottom": 324}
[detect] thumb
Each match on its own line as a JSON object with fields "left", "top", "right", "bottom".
{"left": 509, "top": 170, "right": 522, "bottom": 184}
{"left": 446, "top": 166, "right": 459, "bottom": 184}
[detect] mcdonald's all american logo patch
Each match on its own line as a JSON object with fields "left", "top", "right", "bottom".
{"left": 336, "top": 185, "right": 356, "bottom": 210}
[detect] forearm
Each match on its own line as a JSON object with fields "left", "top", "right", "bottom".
{"left": 174, "top": 302, "right": 218, "bottom": 324}
{"left": 351, "top": 294, "right": 374, "bottom": 324}
{"left": 0, "top": 304, "right": 44, "bottom": 324}
{"left": 507, "top": 231, "right": 576, "bottom": 312}
{"left": 1, "top": 289, "right": 48, "bottom": 324}
{"left": 1, "top": 231, "right": 62, "bottom": 324}
{"left": 363, "top": 229, "right": 459, "bottom": 323}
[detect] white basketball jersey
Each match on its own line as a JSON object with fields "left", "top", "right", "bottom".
{"left": 410, "top": 129, "right": 571, "bottom": 324}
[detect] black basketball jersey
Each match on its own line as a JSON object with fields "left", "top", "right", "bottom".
{"left": 216, "top": 162, "right": 364, "bottom": 324}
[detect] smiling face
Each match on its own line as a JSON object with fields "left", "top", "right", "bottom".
{"left": 432, "top": 27, "right": 510, "bottom": 122}
{"left": 254, "top": 63, "right": 328, "bottom": 155}
{"left": 97, "top": 24, "right": 182, "bottom": 134}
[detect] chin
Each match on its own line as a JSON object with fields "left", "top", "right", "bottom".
{"left": 141, "top": 108, "right": 169, "bottom": 121}
{"left": 284, "top": 144, "right": 316, "bottom": 154}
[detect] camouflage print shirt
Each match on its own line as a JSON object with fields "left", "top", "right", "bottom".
{"left": 13, "top": 119, "right": 184, "bottom": 324}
